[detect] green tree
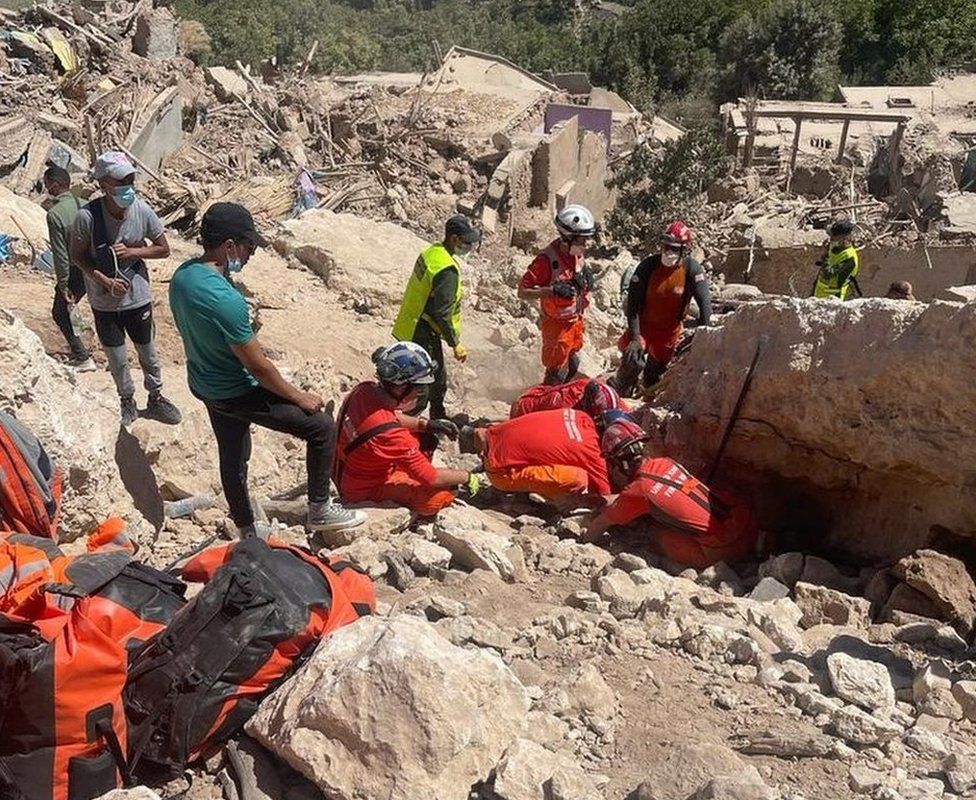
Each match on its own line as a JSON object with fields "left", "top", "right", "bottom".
{"left": 717, "top": 0, "right": 841, "bottom": 100}
{"left": 607, "top": 127, "right": 729, "bottom": 248}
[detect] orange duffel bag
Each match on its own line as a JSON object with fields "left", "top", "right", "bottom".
{"left": 0, "top": 551, "right": 186, "bottom": 800}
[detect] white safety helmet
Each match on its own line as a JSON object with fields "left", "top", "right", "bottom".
{"left": 555, "top": 204, "right": 597, "bottom": 238}
{"left": 373, "top": 342, "right": 437, "bottom": 385}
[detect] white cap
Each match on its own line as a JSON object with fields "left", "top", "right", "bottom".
{"left": 93, "top": 151, "right": 136, "bottom": 181}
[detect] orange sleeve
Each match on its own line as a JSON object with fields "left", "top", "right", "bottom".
{"left": 368, "top": 430, "right": 439, "bottom": 486}
{"left": 519, "top": 253, "right": 553, "bottom": 289}
{"left": 602, "top": 484, "right": 649, "bottom": 526}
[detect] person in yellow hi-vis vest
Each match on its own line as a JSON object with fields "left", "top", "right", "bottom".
{"left": 392, "top": 215, "right": 480, "bottom": 419}
{"left": 813, "top": 219, "right": 862, "bottom": 301}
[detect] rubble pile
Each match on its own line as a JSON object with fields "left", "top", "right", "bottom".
{"left": 0, "top": 0, "right": 497, "bottom": 240}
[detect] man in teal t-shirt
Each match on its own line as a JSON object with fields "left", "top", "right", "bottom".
{"left": 168, "top": 203, "right": 364, "bottom": 538}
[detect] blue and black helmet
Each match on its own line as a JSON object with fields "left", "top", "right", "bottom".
{"left": 372, "top": 342, "right": 437, "bottom": 386}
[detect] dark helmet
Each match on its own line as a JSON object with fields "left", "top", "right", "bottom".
{"left": 829, "top": 218, "right": 855, "bottom": 238}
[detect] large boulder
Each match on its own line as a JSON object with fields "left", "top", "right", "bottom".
{"left": 274, "top": 209, "right": 424, "bottom": 307}
{"left": 0, "top": 186, "right": 47, "bottom": 256}
{"left": 657, "top": 298, "right": 976, "bottom": 559}
{"left": 891, "top": 549, "right": 976, "bottom": 637}
{"left": 247, "top": 614, "right": 530, "bottom": 800}
{"left": 0, "top": 310, "right": 144, "bottom": 539}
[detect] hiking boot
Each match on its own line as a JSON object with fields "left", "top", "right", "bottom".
{"left": 307, "top": 500, "right": 366, "bottom": 532}
{"left": 145, "top": 392, "right": 182, "bottom": 425}
{"left": 70, "top": 356, "right": 97, "bottom": 373}
{"left": 120, "top": 395, "right": 138, "bottom": 427}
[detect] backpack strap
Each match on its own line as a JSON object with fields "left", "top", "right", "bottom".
{"left": 332, "top": 390, "right": 401, "bottom": 487}
{"left": 636, "top": 471, "right": 731, "bottom": 520}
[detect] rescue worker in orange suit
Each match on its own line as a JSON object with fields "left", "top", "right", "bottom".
{"left": 518, "top": 205, "right": 597, "bottom": 385}
{"left": 612, "top": 220, "right": 711, "bottom": 396}
{"left": 458, "top": 407, "right": 610, "bottom": 507}
{"left": 510, "top": 378, "right": 622, "bottom": 419}
{"left": 334, "top": 342, "right": 482, "bottom": 518}
{"left": 583, "top": 412, "right": 758, "bottom": 569}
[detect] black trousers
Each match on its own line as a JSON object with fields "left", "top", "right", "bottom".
{"left": 202, "top": 387, "right": 336, "bottom": 527}
{"left": 412, "top": 320, "right": 448, "bottom": 419}
{"left": 51, "top": 267, "right": 89, "bottom": 358}
{"left": 92, "top": 304, "right": 155, "bottom": 347}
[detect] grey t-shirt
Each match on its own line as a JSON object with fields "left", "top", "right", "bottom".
{"left": 72, "top": 196, "right": 165, "bottom": 312}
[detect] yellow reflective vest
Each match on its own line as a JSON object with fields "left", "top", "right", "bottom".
{"left": 392, "top": 244, "right": 462, "bottom": 342}
{"left": 814, "top": 245, "right": 860, "bottom": 301}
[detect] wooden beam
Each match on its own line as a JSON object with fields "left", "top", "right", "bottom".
{"left": 789, "top": 116, "right": 803, "bottom": 174}
{"left": 836, "top": 118, "right": 851, "bottom": 163}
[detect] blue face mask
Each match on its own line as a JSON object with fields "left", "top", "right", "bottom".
{"left": 113, "top": 186, "right": 136, "bottom": 208}
{"left": 226, "top": 244, "right": 244, "bottom": 274}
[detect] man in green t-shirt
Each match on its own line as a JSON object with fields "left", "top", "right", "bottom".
{"left": 168, "top": 203, "right": 365, "bottom": 538}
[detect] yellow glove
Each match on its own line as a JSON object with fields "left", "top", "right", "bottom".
{"left": 453, "top": 343, "right": 468, "bottom": 362}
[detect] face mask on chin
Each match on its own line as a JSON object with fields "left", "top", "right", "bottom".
{"left": 661, "top": 250, "right": 680, "bottom": 268}
{"left": 455, "top": 243, "right": 472, "bottom": 257}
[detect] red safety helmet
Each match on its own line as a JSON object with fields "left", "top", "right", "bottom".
{"left": 598, "top": 410, "right": 649, "bottom": 459}
{"left": 662, "top": 220, "right": 693, "bottom": 248}
{"left": 577, "top": 380, "right": 622, "bottom": 418}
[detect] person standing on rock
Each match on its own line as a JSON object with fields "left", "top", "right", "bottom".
{"left": 583, "top": 411, "right": 758, "bottom": 569}
{"left": 392, "top": 215, "right": 480, "bottom": 420}
{"left": 43, "top": 165, "right": 95, "bottom": 372}
{"left": 611, "top": 220, "right": 711, "bottom": 397}
{"left": 168, "top": 202, "right": 365, "bottom": 538}
{"left": 458, "top": 408, "right": 610, "bottom": 509}
{"left": 69, "top": 151, "right": 181, "bottom": 426}
{"left": 812, "top": 218, "right": 861, "bottom": 301}
{"left": 333, "top": 342, "right": 482, "bottom": 518}
{"left": 510, "top": 378, "right": 622, "bottom": 419}
{"left": 518, "top": 205, "right": 597, "bottom": 385}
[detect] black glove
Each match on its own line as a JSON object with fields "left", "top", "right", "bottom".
{"left": 574, "top": 267, "right": 595, "bottom": 293}
{"left": 552, "top": 281, "right": 577, "bottom": 299}
{"left": 427, "top": 419, "right": 459, "bottom": 440}
{"left": 625, "top": 339, "right": 644, "bottom": 359}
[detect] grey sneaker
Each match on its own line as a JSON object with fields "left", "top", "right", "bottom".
{"left": 120, "top": 395, "right": 138, "bottom": 427}
{"left": 145, "top": 392, "right": 182, "bottom": 425}
{"left": 307, "top": 500, "right": 366, "bottom": 532}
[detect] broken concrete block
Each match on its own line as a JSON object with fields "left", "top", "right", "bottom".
{"left": 206, "top": 65, "right": 249, "bottom": 101}
{"left": 132, "top": 7, "right": 179, "bottom": 60}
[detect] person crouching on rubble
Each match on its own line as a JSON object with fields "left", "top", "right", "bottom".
{"left": 169, "top": 202, "right": 365, "bottom": 538}
{"left": 517, "top": 205, "right": 598, "bottom": 385}
{"left": 611, "top": 220, "right": 711, "bottom": 397}
{"left": 582, "top": 411, "right": 758, "bottom": 569}
{"left": 334, "top": 342, "right": 483, "bottom": 518}
{"left": 458, "top": 407, "right": 610, "bottom": 510}
{"left": 813, "top": 218, "right": 861, "bottom": 301}
{"left": 510, "top": 377, "right": 622, "bottom": 419}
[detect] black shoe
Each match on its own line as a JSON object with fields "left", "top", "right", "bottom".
{"left": 120, "top": 395, "right": 138, "bottom": 427}
{"left": 145, "top": 393, "right": 182, "bottom": 425}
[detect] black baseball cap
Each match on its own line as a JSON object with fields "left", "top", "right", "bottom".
{"left": 201, "top": 202, "right": 269, "bottom": 248}
{"left": 445, "top": 214, "right": 481, "bottom": 244}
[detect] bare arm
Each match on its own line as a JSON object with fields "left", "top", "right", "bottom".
{"left": 230, "top": 337, "right": 323, "bottom": 413}
{"left": 113, "top": 232, "right": 170, "bottom": 261}
{"left": 433, "top": 468, "right": 471, "bottom": 488}
{"left": 518, "top": 285, "right": 554, "bottom": 301}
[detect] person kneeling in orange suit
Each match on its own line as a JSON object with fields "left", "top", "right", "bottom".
{"left": 459, "top": 407, "right": 610, "bottom": 508}
{"left": 510, "top": 378, "right": 622, "bottom": 419}
{"left": 334, "top": 342, "right": 482, "bottom": 517}
{"left": 583, "top": 411, "right": 758, "bottom": 569}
